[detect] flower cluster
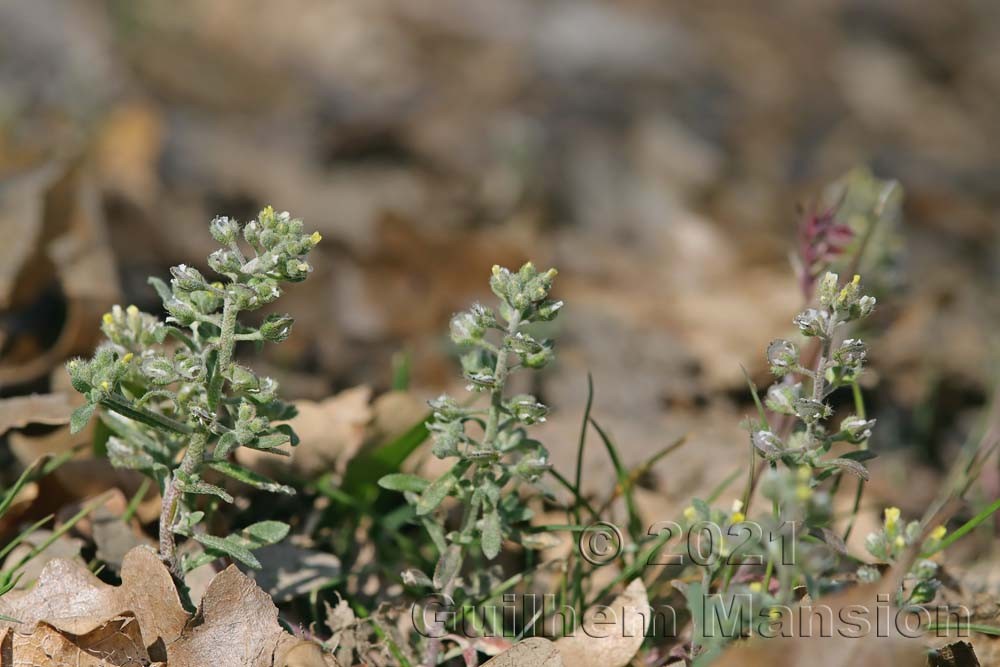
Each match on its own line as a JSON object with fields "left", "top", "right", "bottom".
{"left": 860, "top": 507, "right": 947, "bottom": 604}
{"left": 753, "top": 272, "right": 877, "bottom": 477}
{"left": 382, "top": 262, "right": 561, "bottom": 594}
{"left": 66, "top": 206, "right": 319, "bottom": 574}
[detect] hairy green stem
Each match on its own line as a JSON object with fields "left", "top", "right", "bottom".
{"left": 805, "top": 330, "right": 832, "bottom": 445}
{"left": 159, "top": 428, "right": 208, "bottom": 574}
{"left": 482, "top": 313, "right": 519, "bottom": 450}
{"left": 208, "top": 295, "right": 238, "bottom": 412}
{"left": 159, "top": 296, "right": 236, "bottom": 573}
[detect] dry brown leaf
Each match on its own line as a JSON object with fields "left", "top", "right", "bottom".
{"left": 0, "top": 547, "right": 334, "bottom": 666}
{"left": 274, "top": 638, "right": 342, "bottom": 667}
{"left": 365, "top": 390, "right": 427, "bottom": 446}
{"left": 552, "top": 578, "right": 649, "bottom": 667}
{"left": 89, "top": 491, "right": 157, "bottom": 573}
{"left": 167, "top": 565, "right": 291, "bottom": 667}
{"left": 481, "top": 637, "right": 564, "bottom": 666}
{"left": 711, "top": 578, "right": 927, "bottom": 667}
{"left": 0, "top": 163, "right": 119, "bottom": 386}
{"left": 0, "top": 392, "right": 78, "bottom": 435}
{"left": 0, "top": 163, "right": 59, "bottom": 309}
{"left": 0, "top": 547, "right": 187, "bottom": 659}
{"left": 1, "top": 528, "right": 85, "bottom": 592}
{"left": 324, "top": 596, "right": 359, "bottom": 661}
{"left": 94, "top": 101, "right": 165, "bottom": 206}
{"left": 242, "top": 543, "right": 342, "bottom": 603}
{"left": 6, "top": 615, "right": 150, "bottom": 667}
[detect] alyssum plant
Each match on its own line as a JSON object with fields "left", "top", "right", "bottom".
{"left": 66, "top": 206, "right": 320, "bottom": 576}
{"left": 666, "top": 272, "right": 883, "bottom": 653}
{"left": 380, "top": 263, "right": 560, "bottom": 596}
{"left": 755, "top": 271, "right": 877, "bottom": 473}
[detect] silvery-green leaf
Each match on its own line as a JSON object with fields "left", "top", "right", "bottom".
{"left": 826, "top": 458, "right": 870, "bottom": 481}
{"left": 481, "top": 508, "right": 502, "bottom": 560}
{"left": 378, "top": 473, "right": 429, "bottom": 493}
{"left": 752, "top": 430, "right": 783, "bottom": 460}
{"left": 207, "top": 461, "right": 295, "bottom": 495}
{"left": 416, "top": 461, "right": 470, "bottom": 516}
{"left": 192, "top": 533, "right": 261, "bottom": 569}
{"left": 69, "top": 403, "right": 95, "bottom": 434}
{"left": 243, "top": 520, "right": 290, "bottom": 546}
{"left": 175, "top": 473, "right": 233, "bottom": 503}
{"left": 433, "top": 544, "right": 463, "bottom": 591}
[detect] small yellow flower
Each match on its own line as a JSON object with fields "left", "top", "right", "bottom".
{"left": 310, "top": 231, "right": 322, "bottom": 245}
{"left": 768, "top": 608, "right": 782, "bottom": 621}
{"left": 749, "top": 582, "right": 762, "bottom": 593}
{"left": 930, "top": 525, "right": 947, "bottom": 541}
{"left": 100, "top": 380, "right": 111, "bottom": 391}
{"left": 731, "top": 511, "right": 746, "bottom": 524}
{"left": 683, "top": 506, "right": 697, "bottom": 522}
{"left": 126, "top": 304, "right": 139, "bottom": 316}
{"left": 893, "top": 535, "right": 905, "bottom": 549}
{"left": 121, "top": 353, "right": 133, "bottom": 364}
{"left": 102, "top": 313, "right": 114, "bottom": 325}
{"left": 884, "top": 507, "right": 900, "bottom": 529}
{"left": 795, "top": 484, "right": 812, "bottom": 501}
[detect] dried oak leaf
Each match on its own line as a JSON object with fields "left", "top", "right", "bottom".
{"left": 0, "top": 546, "right": 187, "bottom": 659}
{"left": 1, "top": 614, "right": 153, "bottom": 667}
{"left": 0, "top": 163, "right": 119, "bottom": 386}
{"left": 711, "top": 578, "right": 926, "bottom": 667}
{"left": 167, "top": 565, "right": 341, "bottom": 667}
{"left": 552, "top": 578, "right": 649, "bottom": 667}
{"left": 0, "top": 392, "right": 78, "bottom": 435}
{"left": 1, "top": 528, "right": 85, "bottom": 592}
{"left": 481, "top": 637, "right": 564, "bottom": 666}
{"left": 89, "top": 491, "right": 157, "bottom": 574}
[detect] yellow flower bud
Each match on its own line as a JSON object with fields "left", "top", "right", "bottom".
{"left": 749, "top": 582, "right": 762, "bottom": 593}
{"left": 795, "top": 485, "right": 812, "bottom": 501}
{"left": 121, "top": 353, "right": 133, "bottom": 363}
{"left": 310, "top": 231, "right": 322, "bottom": 244}
{"left": 683, "top": 506, "right": 697, "bottom": 522}
{"left": 884, "top": 507, "right": 900, "bottom": 529}
{"left": 731, "top": 511, "right": 746, "bottom": 524}
{"left": 893, "top": 535, "right": 905, "bottom": 549}
{"left": 102, "top": 313, "right": 114, "bottom": 325}
{"left": 930, "top": 525, "right": 947, "bottom": 541}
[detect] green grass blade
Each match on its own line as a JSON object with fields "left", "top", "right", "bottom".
{"left": 573, "top": 373, "right": 595, "bottom": 519}
{"left": 590, "top": 417, "right": 642, "bottom": 544}
{"left": 926, "top": 496, "right": 1000, "bottom": 557}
